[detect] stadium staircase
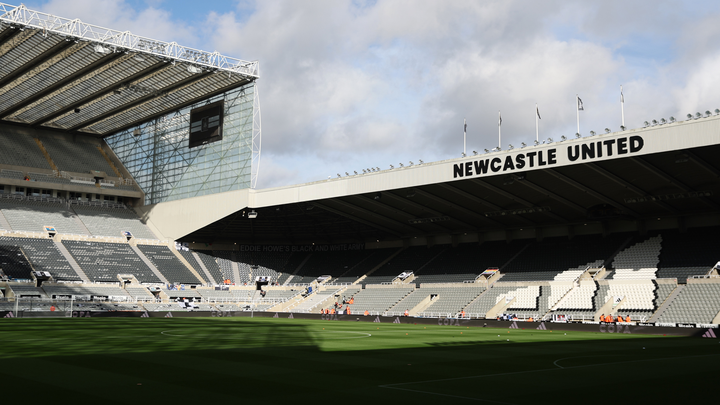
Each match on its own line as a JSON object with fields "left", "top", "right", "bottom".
{"left": 648, "top": 284, "right": 685, "bottom": 323}
{"left": 96, "top": 145, "right": 124, "bottom": 178}
{"left": 169, "top": 246, "right": 208, "bottom": 285}
{"left": 130, "top": 245, "right": 169, "bottom": 284}
{"left": 230, "top": 260, "right": 241, "bottom": 284}
{"left": 192, "top": 252, "right": 217, "bottom": 285}
{"left": 0, "top": 211, "right": 12, "bottom": 230}
{"left": 67, "top": 208, "right": 92, "bottom": 235}
{"left": 52, "top": 238, "right": 89, "bottom": 283}
{"left": 33, "top": 138, "right": 59, "bottom": 172}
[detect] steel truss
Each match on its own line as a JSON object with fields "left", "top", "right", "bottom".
{"left": 0, "top": 2, "right": 258, "bottom": 78}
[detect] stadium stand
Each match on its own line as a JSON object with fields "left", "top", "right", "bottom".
{"left": 418, "top": 286, "right": 485, "bottom": 317}
{"left": 136, "top": 244, "right": 201, "bottom": 284}
{"left": 0, "top": 198, "right": 88, "bottom": 234}
{"left": 655, "top": 281, "right": 720, "bottom": 324}
{"left": 71, "top": 204, "right": 156, "bottom": 239}
{"left": 346, "top": 286, "right": 414, "bottom": 314}
{"left": 62, "top": 240, "right": 161, "bottom": 283}
{"left": 193, "top": 251, "right": 225, "bottom": 284}
{"left": 0, "top": 244, "right": 34, "bottom": 280}
{"left": 0, "top": 237, "right": 80, "bottom": 281}
{"left": 38, "top": 137, "right": 116, "bottom": 175}
{"left": 363, "top": 246, "right": 445, "bottom": 285}
{"left": 0, "top": 129, "right": 52, "bottom": 169}
{"left": 656, "top": 228, "right": 720, "bottom": 282}
{"left": 608, "top": 235, "right": 662, "bottom": 280}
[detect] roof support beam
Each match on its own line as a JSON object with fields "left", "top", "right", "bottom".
{"left": 470, "top": 179, "right": 564, "bottom": 223}
{"left": 30, "top": 61, "right": 171, "bottom": 126}
{"left": 411, "top": 188, "right": 503, "bottom": 228}
{"left": 328, "top": 198, "right": 423, "bottom": 234}
{"left": 349, "top": 194, "right": 454, "bottom": 232}
{"left": 103, "top": 79, "right": 250, "bottom": 136}
{"left": 380, "top": 191, "right": 469, "bottom": 231}
{"left": 585, "top": 163, "right": 679, "bottom": 214}
{"left": 511, "top": 178, "right": 586, "bottom": 214}
{"left": 69, "top": 70, "right": 209, "bottom": 132}
{"left": 311, "top": 202, "right": 403, "bottom": 239}
{"left": 543, "top": 169, "right": 640, "bottom": 217}
{"left": 685, "top": 150, "right": 720, "bottom": 178}
{"left": 633, "top": 157, "right": 720, "bottom": 210}
{"left": 0, "top": 37, "right": 75, "bottom": 90}
{"left": 0, "top": 51, "right": 127, "bottom": 119}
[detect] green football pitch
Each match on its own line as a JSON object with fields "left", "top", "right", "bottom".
{"left": 1, "top": 317, "right": 717, "bottom": 404}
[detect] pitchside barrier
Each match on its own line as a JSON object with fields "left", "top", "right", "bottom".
{"left": 1, "top": 310, "right": 716, "bottom": 337}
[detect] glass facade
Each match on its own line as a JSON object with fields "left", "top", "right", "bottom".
{"left": 105, "top": 84, "right": 254, "bottom": 205}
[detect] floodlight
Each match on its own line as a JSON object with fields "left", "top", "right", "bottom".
{"left": 376, "top": 167, "right": 380, "bottom": 170}
{"left": 696, "top": 112, "right": 702, "bottom": 119}
{"left": 508, "top": 144, "right": 514, "bottom": 150}
{"left": 353, "top": 171, "right": 358, "bottom": 175}
{"left": 521, "top": 142, "right": 527, "bottom": 148}
{"left": 534, "top": 140, "right": 540, "bottom": 145}
{"left": 605, "top": 128, "right": 611, "bottom": 133}
{"left": 715, "top": 109, "right": 720, "bottom": 115}
{"left": 345, "top": 172, "right": 349, "bottom": 176}
{"left": 706, "top": 110, "right": 712, "bottom": 117}
{"left": 409, "top": 161, "right": 414, "bottom": 165}
{"left": 546, "top": 138, "right": 553, "bottom": 143}
{"left": 93, "top": 44, "right": 111, "bottom": 54}
{"left": 669, "top": 117, "right": 675, "bottom": 122}
{"left": 620, "top": 125, "right": 626, "bottom": 130}
{"left": 337, "top": 174, "right": 341, "bottom": 178}
{"left": 473, "top": 151, "right": 478, "bottom": 155}
{"left": 561, "top": 135, "right": 567, "bottom": 141}
{"left": 484, "top": 149, "right": 489, "bottom": 153}
{"left": 418, "top": 161, "right": 423, "bottom": 165}
{"left": 399, "top": 163, "right": 404, "bottom": 167}
{"left": 575, "top": 132, "right": 581, "bottom": 138}
{"left": 461, "top": 153, "right": 466, "bottom": 157}
{"left": 660, "top": 118, "right": 666, "bottom": 124}
{"left": 643, "top": 121, "right": 650, "bottom": 127}
{"left": 362, "top": 169, "right": 367, "bottom": 173}
{"left": 651, "top": 120, "right": 658, "bottom": 125}
{"left": 389, "top": 165, "right": 394, "bottom": 169}
{"left": 248, "top": 210, "right": 258, "bottom": 219}
{"left": 687, "top": 114, "right": 693, "bottom": 119}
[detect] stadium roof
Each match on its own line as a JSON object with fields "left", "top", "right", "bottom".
{"left": 144, "top": 116, "right": 720, "bottom": 245}
{"left": 0, "top": 3, "right": 258, "bottom": 137}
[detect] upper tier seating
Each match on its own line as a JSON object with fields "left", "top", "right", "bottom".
{"left": 0, "top": 245, "right": 34, "bottom": 280}
{"left": 7, "top": 284, "right": 49, "bottom": 298}
{"left": 71, "top": 205, "right": 156, "bottom": 239}
{"left": 502, "top": 235, "right": 625, "bottom": 280}
{"left": 363, "top": 246, "right": 445, "bottom": 285}
{"left": 296, "top": 249, "right": 379, "bottom": 278}
{"left": 609, "top": 235, "right": 662, "bottom": 280}
{"left": 0, "top": 237, "right": 79, "bottom": 281}
{"left": 137, "top": 245, "right": 201, "bottom": 284}
{"left": 42, "top": 284, "right": 130, "bottom": 299}
{"left": 0, "top": 130, "right": 51, "bottom": 169}
{"left": 63, "top": 240, "right": 161, "bottom": 283}
{"left": 0, "top": 198, "right": 88, "bottom": 234}
{"left": 656, "top": 228, "right": 720, "bottom": 282}
{"left": 39, "top": 137, "right": 116, "bottom": 175}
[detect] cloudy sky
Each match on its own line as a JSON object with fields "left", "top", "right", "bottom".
{"left": 23, "top": 0, "right": 720, "bottom": 189}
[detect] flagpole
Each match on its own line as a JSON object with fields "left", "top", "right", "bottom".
{"left": 535, "top": 103, "right": 539, "bottom": 143}
{"left": 576, "top": 94, "right": 580, "bottom": 135}
{"left": 463, "top": 118, "right": 467, "bottom": 156}
{"left": 620, "top": 85, "right": 625, "bottom": 128}
{"left": 498, "top": 111, "right": 501, "bottom": 149}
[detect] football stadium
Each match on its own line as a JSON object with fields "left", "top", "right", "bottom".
{"left": 1, "top": 3, "right": 719, "bottom": 404}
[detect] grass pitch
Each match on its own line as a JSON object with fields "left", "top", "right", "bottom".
{"left": 1, "top": 317, "right": 717, "bottom": 404}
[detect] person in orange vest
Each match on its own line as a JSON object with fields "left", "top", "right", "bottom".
{"left": 346, "top": 307, "right": 351, "bottom": 315}
{"left": 50, "top": 305, "right": 56, "bottom": 312}
{"left": 460, "top": 310, "right": 466, "bottom": 318}
{"left": 404, "top": 309, "right": 409, "bottom": 316}
{"left": 330, "top": 308, "right": 335, "bottom": 315}
{"left": 528, "top": 317, "right": 534, "bottom": 322}
{"left": 625, "top": 315, "right": 631, "bottom": 323}
{"left": 617, "top": 315, "right": 623, "bottom": 323}
{"left": 364, "top": 310, "right": 369, "bottom": 316}
{"left": 600, "top": 314, "right": 606, "bottom": 322}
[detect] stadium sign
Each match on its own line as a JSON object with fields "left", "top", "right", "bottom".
{"left": 453, "top": 136, "right": 644, "bottom": 179}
